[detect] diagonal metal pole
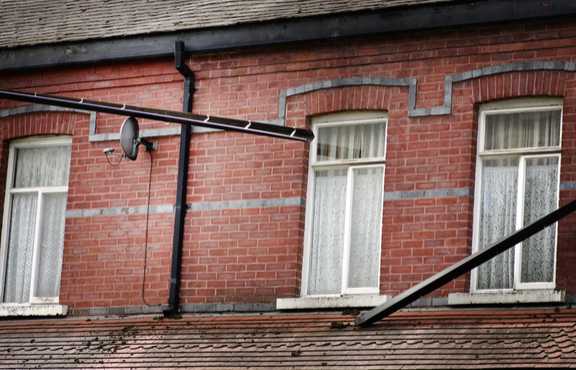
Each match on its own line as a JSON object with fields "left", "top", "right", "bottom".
{"left": 356, "top": 199, "right": 576, "bottom": 327}
{"left": 0, "top": 89, "right": 314, "bottom": 142}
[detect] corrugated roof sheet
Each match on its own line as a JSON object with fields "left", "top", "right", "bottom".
{"left": 0, "top": 0, "right": 456, "bottom": 49}
{"left": 0, "top": 308, "right": 575, "bottom": 369}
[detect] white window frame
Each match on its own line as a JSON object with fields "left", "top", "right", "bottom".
{"left": 301, "top": 112, "right": 387, "bottom": 297}
{"left": 0, "top": 136, "right": 71, "bottom": 305}
{"left": 471, "top": 98, "right": 562, "bottom": 294}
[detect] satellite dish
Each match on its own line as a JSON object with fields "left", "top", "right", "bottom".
{"left": 120, "top": 117, "right": 154, "bottom": 160}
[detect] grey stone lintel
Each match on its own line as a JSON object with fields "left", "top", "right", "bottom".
{"left": 278, "top": 76, "right": 415, "bottom": 125}
{"left": 277, "top": 60, "right": 576, "bottom": 123}
{"left": 560, "top": 182, "right": 576, "bottom": 191}
{"left": 66, "top": 204, "right": 174, "bottom": 218}
{"left": 57, "top": 183, "right": 576, "bottom": 219}
{"left": 187, "top": 197, "right": 304, "bottom": 212}
{"left": 383, "top": 187, "right": 471, "bottom": 201}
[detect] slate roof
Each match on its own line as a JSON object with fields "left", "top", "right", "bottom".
{"left": 0, "top": 0, "right": 456, "bottom": 49}
{"left": 1, "top": 308, "right": 575, "bottom": 369}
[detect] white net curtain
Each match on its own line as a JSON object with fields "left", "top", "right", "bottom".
{"left": 521, "top": 156, "right": 558, "bottom": 283}
{"left": 477, "top": 109, "right": 560, "bottom": 290}
{"left": 477, "top": 157, "right": 518, "bottom": 290}
{"left": 316, "top": 123, "right": 386, "bottom": 162}
{"left": 307, "top": 121, "right": 385, "bottom": 295}
{"left": 3, "top": 144, "right": 70, "bottom": 303}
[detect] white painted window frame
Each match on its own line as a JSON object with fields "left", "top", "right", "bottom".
{"left": 471, "top": 98, "right": 562, "bottom": 294}
{"left": 301, "top": 112, "right": 387, "bottom": 297}
{"left": 0, "top": 136, "right": 71, "bottom": 305}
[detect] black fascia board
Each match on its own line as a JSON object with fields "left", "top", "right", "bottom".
{"left": 1, "top": 0, "right": 576, "bottom": 72}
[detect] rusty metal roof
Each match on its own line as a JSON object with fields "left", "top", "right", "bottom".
{"left": 0, "top": 0, "right": 457, "bottom": 49}
{"left": 1, "top": 308, "right": 575, "bottom": 369}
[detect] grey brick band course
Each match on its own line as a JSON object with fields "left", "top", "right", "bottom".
{"left": 278, "top": 60, "right": 576, "bottom": 123}
{"left": 63, "top": 183, "right": 576, "bottom": 218}
{"left": 187, "top": 197, "right": 305, "bottom": 212}
{"left": 560, "top": 182, "right": 576, "bottom": 191}
{"left": 383, "top": 187, "right": 471, "bottom": 201}
{"left": 64, "top": 197, "right": 305, "bottom": 219}
{"left": 65, "top": 204, "right": 174, "bottom": 218}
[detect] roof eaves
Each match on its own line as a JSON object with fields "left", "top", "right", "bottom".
{"left": 1, "top": 0, "right": 576, "bottom": 72}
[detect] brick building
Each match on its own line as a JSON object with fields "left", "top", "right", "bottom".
{"left": 1, "top": 0, "right": 576, "bottom": 368}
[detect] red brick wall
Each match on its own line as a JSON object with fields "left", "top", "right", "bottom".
{"left": 0, "top": 111, "right": 176, "bottom": 309}
{"left": 1, "top": 17, "right": 576, "bottom": 310}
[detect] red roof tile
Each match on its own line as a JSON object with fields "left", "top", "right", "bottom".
{"left": 0, "top": 308, "right": 575, "bottom": 369}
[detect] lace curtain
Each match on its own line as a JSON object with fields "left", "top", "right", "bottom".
{"left": 14, "top": 146, "right": 71, "bottom": 187}
{"left": 477, "top": 158, "right": 518, "bottom": 290}
{"left": 4, "top": 194, "right": 37, "bottom": 303}
{"left": 316, "top": 122, "right": 386, "bottom": 161}
{"left": 35, "top": 193, "right": 67, "bottom": 298}
{"left": 521, "top": 157, "right": 558, "bottom": 283}
{"left": 308, "top": 121, "right": 385, "bottom": 294}
{"left": 348, "top": 167, "right": 384, "bottom": 289}
{"left": 477, "top": 110, "right": 560, "bottom": 290}
{"left": 307, "top": 168, "right": 347, "bottom": 295}
{"left": 484, "top": 110, "right": 561, "bottom": 150}
{"left": 3, "top": 144, "right": 70, "bottom": 303}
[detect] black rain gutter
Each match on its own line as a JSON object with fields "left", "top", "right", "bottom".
{"left": 164, "top": 41, "right": 194, "bottom": 316}
{"left": 356, "top": 199, "right": 576, "bottom": 327}
{"left": 1, "top": 0, "right": 576, "bottom": 72}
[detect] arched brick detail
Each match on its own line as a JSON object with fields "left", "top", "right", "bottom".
{"left": 278, "top": 62, "right": 576, "bottom": 121}
{"left": 285, "top": 85, "right": 407, "bottom": 127}
{"left": 305, "top": 85, "right": 395, "bottom": 117}
{"left": 469, "top": 71, "right": 570, "bottom": 104}
{"left": 0, "top": 111, "right": 85, "bottom": 141}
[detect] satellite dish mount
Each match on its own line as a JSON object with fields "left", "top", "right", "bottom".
{"left": 120, "top": 117, "right": 155, "bottom": 160}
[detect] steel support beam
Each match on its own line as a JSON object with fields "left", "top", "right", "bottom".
{"left": 356, "top": 199, "right": 576, "bottom": 327}
{"left": 0, "top": 89, "right": 314, "bottom": 142}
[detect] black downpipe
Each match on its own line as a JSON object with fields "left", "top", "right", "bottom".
{"left": 165, "top": 41, "right": 194, "bottom": 316}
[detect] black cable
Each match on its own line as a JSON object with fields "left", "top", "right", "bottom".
{"left": 140, "top": 148, "right": 154, "bottom": 306}
{"left": 104, "top": 150, "right": 123, "bottom": 166}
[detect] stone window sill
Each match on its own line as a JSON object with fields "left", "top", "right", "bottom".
{"left": 448, "top": 289, "right": 565, "bottom": 305}
{"left": 277, "top": 295, "right": 389, "bottom": 310}
{"left": 0, "top": 304, "right": 68, "bottom": 317}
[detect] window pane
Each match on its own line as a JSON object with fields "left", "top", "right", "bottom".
{"left": 3, "top": 193, "right": 37, "bottom": 303}
{"left": 307, "top": 168, "right": 347, "bottom": 295}
{"left": 317, "top": 122, "right": 386, "bottom": 162}
{"left": 14, "top": 145, "right": 71, "bottom": 188}
{"left": 348, "top": 167, "right": 384, "bottom": 289}
{"left": 521, "top": 156, "right": 559, "bottom": 283}
{"left": 477, "top": 157, "right": 518, "bottom": 290}
{"left": 484, "top": 110, "right": 561, "bottom": 151}
{"left": 34, "top": 193, "right": 67, "bottom": 298}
